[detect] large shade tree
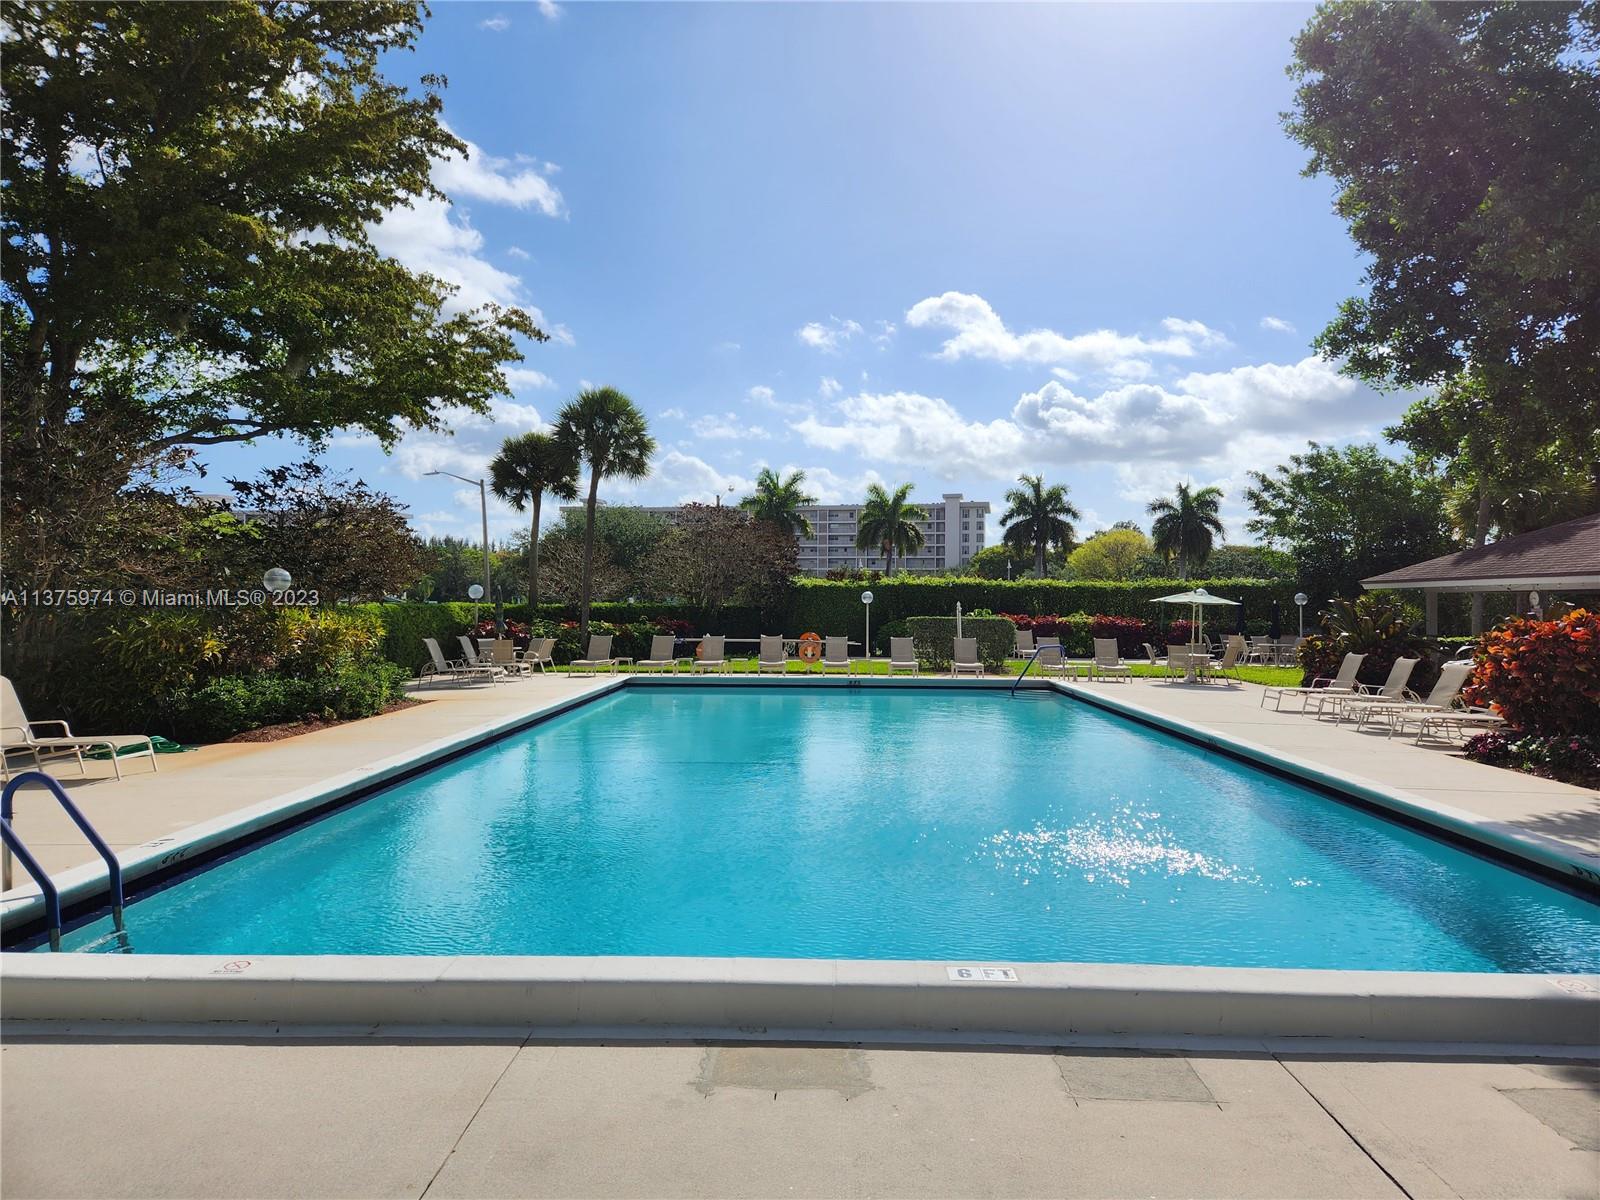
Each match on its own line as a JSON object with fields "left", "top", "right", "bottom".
{"left": 855, "top": 483, "right": 926, "bottom": 577}
{"left": 1147, "top": 483, "right": 1224, "bottom": 581}
{"left": 1000, "top": 474, "right": 1081, "bottom": 577}
{"left": 739, "top": 468, "right": 817, "bottom": 539}
{"left": 1285, "top": 1, "right": 1600, "bottom": 493}
{"left": 1, "top": 2, "right": 541, "bottom": 600}
{"left": 489, "top": 432, "right": 579, "bottom": 609}
{"left": 552, "top": 388, "right": 655, "bottom": 639}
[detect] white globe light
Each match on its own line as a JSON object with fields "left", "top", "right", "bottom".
{"left": 1294, "top": 592, "right": 1309, "bottom": 607}
{"left": 467, "top": 583, "right": 485, "bottom": 600}
{"left": 262, "top": 567, "right": 292, "bottom": 592}
{"left": 860, "top": 590, "right": 874, "bottom": 605}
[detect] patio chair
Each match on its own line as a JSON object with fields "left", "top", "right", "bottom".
{"left": 694, "top": 635, "right": 729, "bottom": 674}
{"left": 422, "top": 637, "right": 497, "bottom": 688}
{"left": 1087, "top": 638, "right": 1132, "bottom": 682}
{"left": 1015, "top": 629, "right": 1035, "bottom": 656}
{"left": 2, "top": 675, "right": 158, "bottom": 781}
{"left": 1210, "top": 637, "right": 1246, "bottom": 682}
{"left": 524, "top": 637, "right": 555, "bottom": 673}
{"left": 1143, "top": 642, "right": 1167, "bottom": 668}
{"left": 456, "top": 634, "right": 504, "bottom": 676}
{"left": 757, "top": 635, "right": 789, "bottom": 675}
{"left": 568, "top": 633, "right": 619, "bottom": 675}
{"left": 1034, "top": 640, "right": 1073, "bottom": 679}
{"left": 489, "top": 639, "right": 531, "bottom": 677}
{"left": 951, "top": 637, "right": 984, "bottom": 677}
{"left": 821, "top": 636, "right": 853, "bottom": 674}
{"left": 1313, "top": 656, "right": 1420, "bottom": 720}
{"left": 1351, "top": 661, "right": 1476, "bottom": 734}
{"left": 637, "top": 634, "right": 679, "bottom": 673}
{"left": 1401, "top": 706, "right": 1505, "bottom": 746}
{"left": 888, "top": 636, "right": 919, "bottom": 677}
{"left": 1260, "top": 652, "right": 1366, "bottom": 711}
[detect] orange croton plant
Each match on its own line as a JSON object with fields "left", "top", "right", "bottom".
{"left": 1463, "top": 609, "right": 1600, "bottom": 738}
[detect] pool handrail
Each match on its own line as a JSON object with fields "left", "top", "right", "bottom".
{"left": 1010, "top": 645, "right": 1064, "bottom": 696}
{"left": 0, "top": 821, "right": 62, "bottom": 950}
{"left": 2, "top": 769, "right": 125, "bottom": 936}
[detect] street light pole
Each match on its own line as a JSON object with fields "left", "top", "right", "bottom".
{"left": 426, "top": 470, "right": 493, "bottom": 606}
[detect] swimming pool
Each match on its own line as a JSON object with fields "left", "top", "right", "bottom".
{"left": 32, "top": 687, "right": 1600, "bottom": 970}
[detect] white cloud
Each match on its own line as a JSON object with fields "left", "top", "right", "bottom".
{"left": 1260, "top": 315, "right": 1297, "bottom": 334}
{"left": 796, "top": 316, "right": 865, "bottom": 354}
{"left": 659, "top": 407, "right": 686, "bottom": 421}
{"left": 506, "top": 245, "right": 531, "bottom": 260}
{"left": 537, "top": 0, "right": 563, "bottom": 20}
{"left": 607, "top": 450, "right": 751, "bottom": 506}
{"left": 904, "top": 291, "right": 1228, "bottom": 379}
{"left": 819, "top": 377, "right": 842, "bottom": 399}
{"left": 691, "top": 413, "right": 771, "bottom": 441}
{"left": 503, "top": 367, "right": 555, "bottom": 391}
{"left": 433, "top": 130, "right": 564, "bottom": 217}
{"left": 747, "top": 385, "right": 775, "bottom": 405}
{"left": 872, "top": 320, "right": 897, "bottom": 348}
{"left": 791, "top": 356, "right": 1400, "bottom": 482}
{"left": 747, "top": 384, "right": 811, "bottom": 416}
{"left": 478, "top": 15, "right": 510, "bottom": 31}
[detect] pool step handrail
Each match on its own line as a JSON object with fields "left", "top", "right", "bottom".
{"left": 2, "top": 770, "right": 125, "bottom": 940}
{"left": 1010, "top": 645, "right": 1060, "bottom": 696}
{"left": 0, "top": 822, "right": 62, "bottom": 950}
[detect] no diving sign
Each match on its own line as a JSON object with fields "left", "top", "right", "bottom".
{"left": 946, "top": 965, "right": 1019, "bottom": 982}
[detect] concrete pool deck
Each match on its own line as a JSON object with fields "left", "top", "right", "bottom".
{"left": 3, "top": 1036, "right": 1597, "bottom": 1198}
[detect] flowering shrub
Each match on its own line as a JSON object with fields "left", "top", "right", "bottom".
{"left": 1463, "top": 609, "right": 1600, "bottom": 738}
{"left": 1089, "top": 615, "right": 1151, "bottom": 657}
{"left": 998, "top": 612, "right": 1094, "bottom": 656}
{"left": 1296, "top": 594, "right": 1438, "bottom": 691}
{"left": 1464, "top": 730, "right": 1600, "bottom": 787}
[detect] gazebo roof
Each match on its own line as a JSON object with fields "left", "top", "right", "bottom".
{"left": 1361, "top": 511, "right": 1600, "bottom": 593}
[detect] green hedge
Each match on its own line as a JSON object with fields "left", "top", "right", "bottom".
{"left": 905, "top": 616, "right": 1016, "bottom": 669}
{"left": 789, "top": 578, "right": 1296, "bottom": 636}
{"left": 350, "top": 601, "right": 480, "bottom": 673}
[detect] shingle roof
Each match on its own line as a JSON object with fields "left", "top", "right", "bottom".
{"left": 1362, "top": 511, "right": 1600, "bottom": 589}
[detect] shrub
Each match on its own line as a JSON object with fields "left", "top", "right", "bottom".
{"left": 998, "top": 612, "right": 1093, "bottom": 655}
{"left": 905, "top": 616, "right": 1015, "bottom": 669}
{"left": 1088, "top": 615, "right": 1151, "bottom": 658}
{"left": 1464, "top": 730, "right": 1600, "bottom": 787}
{"left": 175, "top": 659, "right": 407, "bottom": 742}
{"left": 350, "top": 600, "right": 478, "bottom": 673}
{"left": 1296, "top": 595, "right": 1439, "bottom": 691}
{"left": 1464, "top": 609, "right": 1600, "bottom": 737}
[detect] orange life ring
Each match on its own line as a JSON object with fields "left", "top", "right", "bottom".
{"left": 797, "top": 632, "right": 822, "bottom": 664}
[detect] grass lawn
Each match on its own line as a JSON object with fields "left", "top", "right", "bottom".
{"left": 648, "top": 658, "right": 1303, "bottom": 687}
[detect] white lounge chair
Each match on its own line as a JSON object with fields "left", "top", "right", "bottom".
{"left": 1351, "top": 661, "right": 1476, "bottom": 734}
{"left": 888, "top": 636, "right": 918, "bottom": 677}
{"left": 694, "top": 635, "right": 729, "bottom": 674}
{"left": 1, "top": 676, "right": 158, "bottom": 780}
{"left": 422, "top": 637, "right": 497, "bottom": 687}
{"left": 637, "top": 634, "right": 679, "bottom": 673}
{"left": 1015, "top": 629, "right": 1035, "bottom": 657}
{"left": 1260, "top": 652, "right": 1366, "bottom": 711}
{"left": 1313, "top": 656, "right": 1420, "bottom": 720}
{"left": 568, "top": 633, "right": 620, "bottom": 675}
{"left": 489, "top": 639, "right": 531, "bottom": 677}
{"left": 821, "top": 636, "right": 852, "bottom": 674}
{"left": 1033, "top": 640, "right": 1074, "bottom": 679}
{"left": 757, "top": 635, "right": 789, "bottom": 675}
{"left": 1209, "top": 637, "right": 1246, "bottom": 682}
{"left": 951, "top": 637, "right": 984, "bottom": 678}
{"left": 524, "top": 637, "right": 555, "bottom": 673}
{"left": 1143, "top": 642, "right": 1167, "bottom": 668}
{"left": 1087, "top": 638, "right": 1133, "bottom": 682}
{"left": 457, "top": 635, "right": 505, "bottom": 677}
{"left": 1399, "top": 706, "right": 1505, "bottom": 745}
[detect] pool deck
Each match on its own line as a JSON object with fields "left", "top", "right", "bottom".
{"left": 4, "top": 673, "right": 1598, "bottom": 1197}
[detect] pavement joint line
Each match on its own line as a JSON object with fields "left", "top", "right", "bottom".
{"left": 1275, "top": 1056, "right": 1418, "bottom": 1200}
{"left": 417, "top": 1028, "right": 534, "bottom": 1200}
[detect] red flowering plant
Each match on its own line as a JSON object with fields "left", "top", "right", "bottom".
{"left": 1089, "top": 615, "right": 1151, "bottom": 658}
{"left": 470, "top": 618, "right": 532, "bottom": 648}
{"left": 1463, "top": 609, "right": 1600, "bottom": 738}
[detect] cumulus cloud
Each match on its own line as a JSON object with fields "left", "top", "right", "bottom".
{"left": 819, "top": 377, "right": 842, "bottom": 399}
{"left": 605, "top": 450, "right": 752, "bottom": 506}
{"left": 904, "top": 292, "right": 1228, "bottom": 380}
{"left": 479, "top": 15, "right": 510, "bottom": 31}
{"left": 433, "top": 131, "right": 564, "bottom": 217}
{"left": 691, "top": 413, "right": 771, "bottom": 440}
{"left": 537, "top": 0, "right": 563, "bottom": 20}
{"left": 503, "top": 367, "right": 555, "bottom": 391}
{"left": 1260, "top": 315, "right": 1297, "bottom": 334}
{"left": 659, "top": 407, "right": 686, "bottom": 421}
{"left": 791, "top": 356, "right": 1400, "bottom": 482}
{"left": 796, "top": 316, "right": 864, "bottom": 354}
{"left": 506, "top": 245, "right": 531, "bottom": 260}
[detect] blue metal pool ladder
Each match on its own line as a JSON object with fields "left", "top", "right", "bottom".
{"left": 1010, "top": 645, "right": 1063, "bottom": 697}
{"left": 1, "top": 770, "right": 126, "bottom": 951}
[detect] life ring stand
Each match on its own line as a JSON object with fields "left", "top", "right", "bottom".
{"left": 797, "top": 632, "right": 823, "bottom": 665}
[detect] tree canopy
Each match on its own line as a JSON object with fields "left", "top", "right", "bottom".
{"left": 855, "top": 483, "right": 926, "bottom": 577}
{"left": 490, "top": 431, "right": 579, "bottom": 607}
{"left": 739, "top": 468, "right": 817, "bottom": 539}
{"left": 1000, "top": 474, "right": 1081, "bottom": 577}
{"left": 1147, "top": 484, "right": 1224, "bottom": 581}
{"left": 1066, "top": 529, "right": 1152, "bottom": 581}
{"left": 1, "top": 1, "right": 542, "bottom": 590}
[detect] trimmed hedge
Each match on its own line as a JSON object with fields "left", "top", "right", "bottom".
{"left": 351, "top": 601, "right": 480, "bottom": 673}
{"left": 789, "top": 578, "right": 1295, "bottom": 637}
{"left": 906, "top": 616, "right": 1015, "bottom": 669}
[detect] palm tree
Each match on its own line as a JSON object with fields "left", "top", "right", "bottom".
{"left": 739, "top": 468, "right": 817, "bottom": 538}
{"left": 552, "top": 387, "right": 656, "bottom": 639}
{"left": 999, "top": 474, "right": 1081, "bottom": 577}
{"left": 1147, "top": 482, "right": 1225, "bottom": 580}
{"left": 489, "top": 430, "right": 580, "bottom": 608}
{"left": 855, "top": 482, "right": 927, "bottom": 576}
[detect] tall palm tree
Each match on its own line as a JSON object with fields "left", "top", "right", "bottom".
{"left": 739, "top": 468, "right": 817, "bottom": 538}
{"left": 489, "top": 430, "right": 580, "bottom": 608}
{"left": 855, "top": 482, "right": 926, "bottom": 576}
{"left": 1147, "top": 482, "right": 1225, "bottom": 580}
{"left": 999, "top": 474, "right": 1081, "bottom": 577}
{"left": 552, "top": 387, "right": 656, "bottom": 639}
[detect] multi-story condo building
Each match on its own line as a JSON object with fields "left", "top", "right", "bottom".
{"left": 563, "top": 492, "right": 991, "bottom": 575}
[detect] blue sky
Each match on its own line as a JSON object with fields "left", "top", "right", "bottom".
{"left": 205, "top": 1, "right": 1406, "bottom": 546}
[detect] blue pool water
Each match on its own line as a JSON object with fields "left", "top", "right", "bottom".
{"left": 43, "top": 688, "right": 1600, "bottom": 969}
